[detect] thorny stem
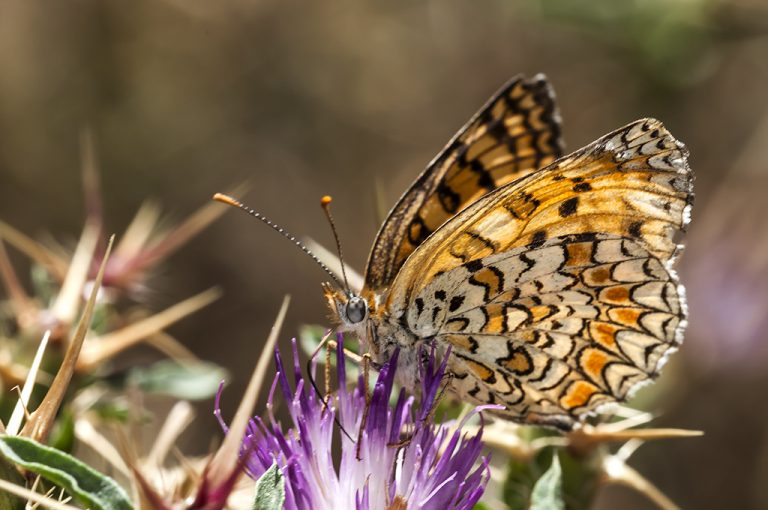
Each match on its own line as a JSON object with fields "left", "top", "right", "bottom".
{"left": 20, "top": 235, "right": 114, "bottom": 442}
{"left": 0, "top": 477, "right": 79, "bottom": 510}
{"left": 75, "top": 287, "right": 221, "bottom": 371}
{"left": 0, "top": 240, "right": 34, "bottom": 321}
{"left": 6, "top": 331, "right": 50, "bottom": 435}
{"left": 604, "top": 459, "right": 680, "bottom": 510}
{"left": 206, "top": 296, "right": 289, "bottom": 485}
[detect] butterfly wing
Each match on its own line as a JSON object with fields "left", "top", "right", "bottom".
{"left": 385, "top": 118, "right": 692, "bottom": 309}
{"left": 410, "top": 234, "right": 684, "bottom": 428}
{"left": 364, "top": 74, "right": 563, "bottom": 291}
{"left": 382, "top": 118, "right": 692, "bottom": 428}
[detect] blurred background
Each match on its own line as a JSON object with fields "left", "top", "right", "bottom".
{"left": 0, "top": 0, "right": 767, "bottom": 508}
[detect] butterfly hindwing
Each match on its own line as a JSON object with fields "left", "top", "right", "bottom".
{"left": 407, "top": 234, "right": 685, "bottom": 427}
{"left": 364, "top": 74, "right": 563, "bottom": 291}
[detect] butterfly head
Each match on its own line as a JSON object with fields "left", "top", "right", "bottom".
{"left": 322, "top": 282, "right": 369, "bottom": 328}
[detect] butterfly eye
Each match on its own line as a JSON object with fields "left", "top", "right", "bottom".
{"left": 346, "top": 297, "right": 367, "bottom": 324}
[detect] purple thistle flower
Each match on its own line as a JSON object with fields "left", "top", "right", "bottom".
{"left": 216, "top": 335, "right": 498, "bottom": 509}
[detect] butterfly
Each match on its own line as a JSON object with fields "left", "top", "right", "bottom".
{"left": 320, "top": 74, "right": 694, "bottom": 430}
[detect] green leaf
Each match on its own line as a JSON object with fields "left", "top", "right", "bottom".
{"left": 48, "top": 410, "right": 75, "bottom": 453}
{"left": 558, "top": 447, "right": 600, "bottom": 509}
{"left": 0, "top": 435, "right": 133, "bottom": 510}
{"left": 91, "top": 400, "right": 131, "bottom": 423}
{"left": 30, "top": 264, "right": 56, "bottom": 303}
{"left": 128, "top": 360, "right": 228, "bottom": 401}
{"left": 502, "top": 443, "right": 599, "bottom": 510}
{"left": 252, "top": 462, "right": 285, "bottom": 510}
{"left": 529, "top": 453, "right": 563, "bottom": 510}
{"left": 502, "top": 443, "right": 548, "bottom": 509}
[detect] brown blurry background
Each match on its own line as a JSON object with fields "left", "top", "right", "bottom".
{"left": 1, "top": 1, "right": 767, "bottom": 508}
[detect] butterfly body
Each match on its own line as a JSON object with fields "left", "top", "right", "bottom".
{"left": 324, "top": 75, "right": 693, "bottom": 430}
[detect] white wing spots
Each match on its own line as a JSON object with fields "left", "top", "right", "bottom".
{"left": 532, "top": 289, "right": 593, "bottom": 305}
{"left": 630, "top": 281, "right": 680, "bottom": 313}
{"left": 639, "top": 312, "right": 679, "bottom": 340}
{"left": 474, "top": 208, "right": 519, "bottom": 247}
{"left": 499, "top": 244, "right": 567, "bottom": 281}
{"left": 505, "top": 308, "right": 531, "bottom": 331}
{"left": 593, "top": 238, "right": 641, "bottom": 262}
{"left": 682, "top": 202, "right": 693, "bottom": 228}
{"left": 615, "top": 329, "right": 665, "bottom": 372}
{"left": 603, "top": 362, "right": 648, "bottom": 397}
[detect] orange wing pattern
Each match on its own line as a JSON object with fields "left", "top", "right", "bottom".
{"left": 378, "top": 118, "right": 692, "bottom": 429}
{"left": 385, "top": 118, "right": 692, "bottom": 309}
{"left": 364, "top": 75, "right": 563, "bottom": 291}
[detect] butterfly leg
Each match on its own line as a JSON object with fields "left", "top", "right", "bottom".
{"left": 355, "top": 353, "right": 374, "bottom": 461}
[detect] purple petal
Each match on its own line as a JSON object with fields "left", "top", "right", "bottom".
{"left": 218, "top": 334, "right": 492, "bottom": 509}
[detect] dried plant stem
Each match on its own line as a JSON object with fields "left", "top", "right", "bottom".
{"left": 460, "top": 421, "right": 532, "bottom": 460}
{"left": 73, "top": 419, "right": 132, "bottom": 478}
{"left": 20, "top": 235, "right": 114, "bottom": 442}
{"left": 304, "top": 237, "right": 364, "bottom": 292}
{"left": 145, "top": 401, "right": 195, "bottom": 468}
{"left": 76, "top": 287, "right": 221, "bottom": 371}
{"left": 137, "top": 188, "right": 243, "bottom": 271}
{"left": 50, "top": 220, "right": 99, "bottom": 324}
{"left": 0, "top": 478, "right": 81, "bottom": 510}
{"left": 80, "top": 127, "right": 103, "bottom": 230}
{"left": 0, "top": 220, "right": 68, "bottom": 280}
{"left": 568, "top": 427, "right": 703, "bottom": 453}
{"left": 6, "top": 331, "right": 50, "bottom": 435}
{"left": 0, "top": 240, "right": 34, "bottom": 320}
{"left": 115, "top": 201, "right": 161, "bottom": 260}
{"left": 605, "top": 460, "right": 680, "bottom": 510}
{"left": 144, "top": 331, "right": 200, "bottom": 365}
{"left": 206, "top": 295, "right": 290, "bottom": 486}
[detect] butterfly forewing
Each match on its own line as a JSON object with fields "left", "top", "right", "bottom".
{"left": 364, "top": 74, "right": 563, "bottom": 291}
{"left": 385, "top": 118, "right": 692, "bottom": 307}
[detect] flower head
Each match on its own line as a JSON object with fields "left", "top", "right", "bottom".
{"left": 217, "top": 336, "right": 495, "bottom": 510}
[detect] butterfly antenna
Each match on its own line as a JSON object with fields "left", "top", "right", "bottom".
{"left": 213, "top": 193, "right": 345, "bottom": 289}
{"left": 320, "top": 196, "right": 352, "bottom": 295}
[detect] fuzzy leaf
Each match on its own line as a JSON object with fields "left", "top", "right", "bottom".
{"left": 129, "top": 360, "right": 228, "bottom": 401}
{"left": 0, "top": 435, "right": 133, "bottom": 510}
{"left": 252, "top": 462, "right": 285, "bottom": 510}
{"left": 529, "top": 454, "right": 563, "bottom": 510}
